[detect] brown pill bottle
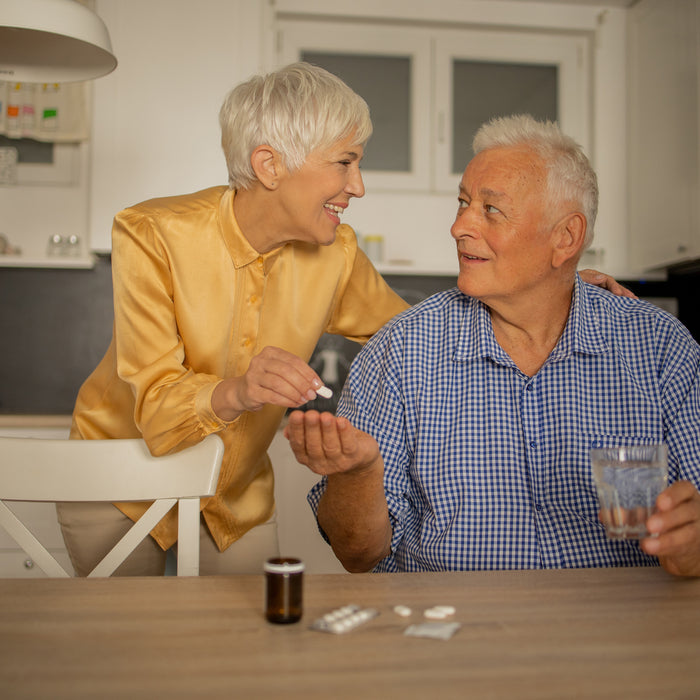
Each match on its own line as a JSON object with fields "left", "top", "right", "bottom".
{"left": 264, "top": 557, "right": 304, "bottom": 624}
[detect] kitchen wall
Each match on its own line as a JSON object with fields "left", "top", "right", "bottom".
{"left": 87, "top": 0, "right": 269, "bottom": 252}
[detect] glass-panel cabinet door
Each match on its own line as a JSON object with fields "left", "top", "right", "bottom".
{"left": 434, "top": 28, "right": 590, "bottom": 192}
{"left": 300, "top": 51, "right": 412, "bottom": 174}
{"left": 277, "top": 19, "right": 432, "bottom": 190}
{"left": 450, "top": 60, "right": 558, "bottom": 174}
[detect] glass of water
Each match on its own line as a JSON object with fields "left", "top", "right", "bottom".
{"left": 590, "top": 444, "right": 668, "bottom": 540}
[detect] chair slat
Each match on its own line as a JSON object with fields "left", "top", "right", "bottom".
{"left": 0, "top": 435, "right": 224, "bottom": 577}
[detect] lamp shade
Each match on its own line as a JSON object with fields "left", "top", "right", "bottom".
{"left": 0, "top": 0, "right": 117, "bottom": 83}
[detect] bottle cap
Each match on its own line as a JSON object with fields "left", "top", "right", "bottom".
{"left": 264, "top": 557, "right": 304, "bottom": 574}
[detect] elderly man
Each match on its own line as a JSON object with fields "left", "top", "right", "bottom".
{"left": 285, "top": 114, "right": 700, "bottom": 576}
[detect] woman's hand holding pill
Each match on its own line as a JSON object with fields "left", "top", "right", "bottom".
{"left": 212, "top": 346, "right": 324, "bottom": 421}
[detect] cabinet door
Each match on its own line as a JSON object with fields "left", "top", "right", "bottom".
{"left": 628, "top": 0, "right": 699, "bottom": 271}
{"left": 434, "top": 28, "right": 591, "bottom": 192}
{"left": 277, "top": 19, "right": 432, "bottom": 191}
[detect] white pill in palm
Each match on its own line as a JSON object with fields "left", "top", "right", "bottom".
{"left": 317, "top": 386, "right": 333, "bottom": 399}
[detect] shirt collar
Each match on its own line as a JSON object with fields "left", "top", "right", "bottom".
{"left": 219, "top": 188, "right": 284, "bottom": 272}
{"left": 552, "top": 274, "right": 608, "bottom": 359}
{"left": 453, "top": 296, "right": 508, "bottom": 364}
{"left": 453, "top": 274, "right": 608, "bottom": 365}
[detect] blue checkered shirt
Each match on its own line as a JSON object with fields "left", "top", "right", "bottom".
{"left": 308, "top": 276, "right": 700, "bottom": 571}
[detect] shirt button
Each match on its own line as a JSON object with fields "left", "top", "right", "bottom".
{"left": 529, "top": 441, "right": 537, "bottom": 448}
{"left": 242, "top": 338, "right": 252, "bottom": 347}
{"left": 249, "top": 294, "right": 258, "bottom": 304}
{"left": 535, "top": 503, "right": 543, "bottom": 512}
{"left": 526, "top": 384, "right": 534, "bottom": 392}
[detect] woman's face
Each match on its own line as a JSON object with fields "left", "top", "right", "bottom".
{"left": 274, "top": 132, "right": 366, "bottom": 247}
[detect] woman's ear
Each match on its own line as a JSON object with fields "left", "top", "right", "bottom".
{"left": 250, "top": 145, "right": 283, "bottom": 190}
{"left": 552, "top": 211, "right": 587, "bottom": 269}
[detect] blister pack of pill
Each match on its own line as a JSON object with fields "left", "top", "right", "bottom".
{"left": 310, "top": 604, "right": 379, "bottom": 634}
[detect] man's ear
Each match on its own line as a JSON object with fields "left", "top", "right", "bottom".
{"left": 250, "top": 145, "right": 283, "bottom": 190}
{"left": 552, "top": 212, "right": 587, "bottom": 268}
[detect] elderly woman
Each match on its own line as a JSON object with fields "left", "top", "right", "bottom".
{"left": 58, "top": 62, "right": 408, "bottom": 576}
{"left": 58, "top": 63, "right": 627, "bottom": 576}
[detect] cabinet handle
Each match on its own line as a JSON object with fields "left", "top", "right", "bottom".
{"left": 24, "top": 559, "right": 35, "bottom": 569}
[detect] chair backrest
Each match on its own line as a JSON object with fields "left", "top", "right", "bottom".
{"left": 0, "top": 434, "right": 224, "bottom": 577}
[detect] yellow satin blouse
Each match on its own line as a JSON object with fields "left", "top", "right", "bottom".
{"left": 70, "top": 186, "right": 408, "bottom": 551}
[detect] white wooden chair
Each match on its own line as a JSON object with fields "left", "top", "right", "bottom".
{"left": 0, "top": 434, "right": 224, "bottom": 577}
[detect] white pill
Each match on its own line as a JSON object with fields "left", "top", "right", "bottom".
{"left": 316, "top": 385, "right": 333, "bottom": 399}
{"left": 424, "top": 607, "right": 450, "bottom": 620}
{"left": 432, "top": 605, "right": 456, "bottom": 616}
{"left": 393, "top": 605, "right": 412, "bottom": 617}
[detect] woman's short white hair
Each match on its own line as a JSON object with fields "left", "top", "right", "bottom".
{"left": 472, "top": 114, "right": 598, "bottom": 248}
{"left": 219, "top": 62, "right": 373, "bottom": 190}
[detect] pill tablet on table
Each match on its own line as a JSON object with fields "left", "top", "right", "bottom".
{"left": 432, "top": 605, "right": 456, "bottom": 616}
{"left": 424, "top": 605, "right": 456, "bottom": 620}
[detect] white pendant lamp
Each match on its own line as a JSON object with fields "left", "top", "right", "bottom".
{"left": 0, "top": 0, "right": 117, "bottom": 83}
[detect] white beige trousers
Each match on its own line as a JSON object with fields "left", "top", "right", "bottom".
{"left": 56, "top": 501, "right": 279, "bottom": 576}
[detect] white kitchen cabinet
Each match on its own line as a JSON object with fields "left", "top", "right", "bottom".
{"left": 628, "top": 0, "right": 700, "bottom": 272}
{"left": 0, "top": 138, "right": 93, "bottom": 268}
{"left": 278, "top": 21, "right": 433, "bottom": 192}
{"left": 275, "top": 3, "right": 630, "bottom": 276}
{"left": 278, "top": 17, "right": 590, "bottom": 194}
{"left": 432, "top": 28, "right": 589, "bottom": 193}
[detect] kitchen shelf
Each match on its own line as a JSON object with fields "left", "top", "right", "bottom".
{"left": 0, "top": 254, "right": 96, "bottom": 269}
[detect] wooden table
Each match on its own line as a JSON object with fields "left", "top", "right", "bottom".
{"left": 0, "top": 567, "right": 698, "bottom": 699}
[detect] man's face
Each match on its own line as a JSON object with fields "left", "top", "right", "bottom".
{"left": 450, "top": 146, "right": 559, "bottom": 308}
